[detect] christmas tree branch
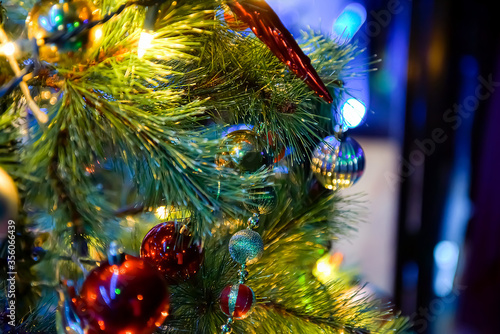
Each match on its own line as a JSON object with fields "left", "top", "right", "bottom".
{"left": 47, "top": 130, "right": 87, "bottom": 256}
{"left": 158, "top": 170, "right": 409, "bottom": 334}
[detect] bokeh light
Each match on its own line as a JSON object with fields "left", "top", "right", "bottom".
{"left": 340, "top": 98, "right": 366, "bottom": 128}
{"left": 332, "top": 3, "right": 367, "bottom": 42}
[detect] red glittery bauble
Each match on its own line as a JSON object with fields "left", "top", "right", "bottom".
{"left": 75, "top": 255, "right": 170, "bottom": 334}
{"left": 140, "top": 222, "right": 204, "bottom": 282}
{"left": 219, "top": 284, "right": 255, "bottom": 319}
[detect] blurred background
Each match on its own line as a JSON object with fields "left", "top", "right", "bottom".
{"left": 268, "top": 0, "right": 500, "bottom": 333}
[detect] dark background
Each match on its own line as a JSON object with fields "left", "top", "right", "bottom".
{"left": 270, "top": 0, "right": 500, "bottom": 333}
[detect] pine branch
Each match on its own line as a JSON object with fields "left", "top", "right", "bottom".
{"left": 47, "top": 130, "right": 87, "bottom": 256}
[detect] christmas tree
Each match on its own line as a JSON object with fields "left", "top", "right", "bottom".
{"left": 0, "top": 0, "right": 411, "bottom": 333}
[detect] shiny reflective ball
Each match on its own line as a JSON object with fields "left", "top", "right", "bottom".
{"left": 26, "top": 0, "right": 96, "bottom": 61}
{"left": 216, "top": 130, "right": 270, "bottom": 173}
{"left": 75, "top": 254, "right": 170, "bottom": 334}
{"left": 229, "top": 229, "right": 264, "bottom": 265}
{"left": 312, "top": 135, "right": 365, "bottom": 190}
{"left": 220, "top": 284, "right": 255, "bottom": 319}
{"left": 243, "top": 186, "right": 277, "bottom": 215}
{"left": 141, "top": 221, "right": 204, "bottom": 282}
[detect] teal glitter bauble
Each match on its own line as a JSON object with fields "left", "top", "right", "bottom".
{"left": 228, "top": 229, "right": 264, "bottom": 265}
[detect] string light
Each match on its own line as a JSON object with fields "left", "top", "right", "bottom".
{"left": 0, "top": 42, "right": 16, "bottom": 56}
{"left": 155, "top": 206, "right": 170, "bottom": 220}
{"left": 138, "top": 4, "right": 159, "bottom": 59}
{"left": 138, "top": 31, "right": 154, "bottom": 59}
{"left": 93, "top": 27, "right": 103, "bottom": 42}
{"left": 313, "top": 252, "right": 344, "bottom": 284}
{"left": 341, "top": 98, "right": 366, "bottom": 129}
{"left": 0, "top": 27, "right": 47, "bottom": 124}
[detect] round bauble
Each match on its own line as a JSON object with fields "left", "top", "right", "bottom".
{"left": 75, "top": 254, "right": 170, "bottom": 334}
{"left": 140, "top": 221, "right": 204, "bottom": 282}
{"left": 26, "top": 0, "right": 97, "bottom": 61}
{"left": 216, "top": 130, "right": 270, "bottom": 173}
{"left": 243, "top": 186, "right": 277, "bottom": 215}
{"left": 0, "top": 167, "right": 19, "bottom": 226}
{"left": 220, "top": 284, "right": 255, "bottom": 319}
{"left": 312, "top": 135, "right": 365, "bottom": 190}
{"left": 229, "top": 229, "right": 264, "bottom": 265}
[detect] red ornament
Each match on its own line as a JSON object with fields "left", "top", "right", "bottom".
{"left": 227, "top": 0, "right": 333, "bottom": 103}
{"left": 141, "top": 221, "right": 204, "bottom": 282}
{"left": 219, "top": 284, "right": 255, "bottom": 319}
{"left": 75, "top": 255, "right": 170, "bottom": 334}
{"left": 224, "top": 8, "right": 249, "bottom": 31}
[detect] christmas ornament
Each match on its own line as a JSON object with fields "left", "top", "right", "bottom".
{"left": 0, "top": 167, "right": 19, "bottom": 224}
{"left": 243, "top": 186, "right": 277, "bottom": 215}
{"left": 220, "top": 215, "right": 265, "bottom": 332}
{"left": 141, "top": 221, "right": 204, "bottom": 282}
{"left": 216, "top": 130, "right": 270, "bottom": 173}
{"left": 226, "top": 0, "right": 333, "bottom": 103}
{"left": 223, "top": 6, "right": 249, "bottom": 31}
{"left": 219, "top": 283, "right": 256, "bottom": 320}
{"left": 75, "top": 245, "right": 170, "bottom": 334}
{"left": 26, "top": 0, "right": 97, "bottom": 61}
{"left": 229, "top": 229, "right": 264, "bottom": 265}
{"left": 312, "top": 135, "right": 365, "bottom": 190}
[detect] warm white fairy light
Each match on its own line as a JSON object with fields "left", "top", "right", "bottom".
{"left": 0, "top": 42, "right": 16, "bottom": 56}
{"left": 155, "top": 206, "right": 170, "bottom": 220}
{"left": 0, "top": 27, "right": 48, "bottom": 124}
{"left": 313, "top": 252, "right": 344, "bottom": 284}
{"left": 138, "top": 31, "right": 154, "bottom": 59}
{"left": 93, "top": 27, "right": 103, "bottom": 41}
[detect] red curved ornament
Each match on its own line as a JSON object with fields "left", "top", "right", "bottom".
{"left": 74, "top": 255, "right": 170, "bottom": 334}
{"left": 227, "top": 0, "right": 333, "bottom": 103}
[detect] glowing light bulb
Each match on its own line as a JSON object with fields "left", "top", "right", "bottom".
{"left": 333, "top": 3, "right": 367, "bottom": 42}
{"left": 155, "top": 206, "right": 170, "bottom": 220}
{"left": 341, "top": 98, "right": 366, "bottom": 128}
{"left": 0, "top": 42, "right": 16, "bottom": 56}
{"left": 138, "top": 31, "right": 154, "bottom": 59}
{"left": 313, "top": 252, "right": 344, "bottom": 284}
{"left": 316, "top": 261, "right": 332, "bottom": 277}
{"left": 94, "top": 27, "right": 103, "bottom": 41}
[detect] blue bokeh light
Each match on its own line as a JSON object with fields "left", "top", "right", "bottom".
{"left": 340, "top": 98, "right": 367, "bottom": 128}
{"left": 332, "top": 3, "right": 367, "bottom": 42}
{"left": 433, "top": 240, "right": 459, "bottom": 297}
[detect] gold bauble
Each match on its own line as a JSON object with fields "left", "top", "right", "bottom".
{"left": 216, "top": 130, "right": 270, "bottom": 173}
{"left": 26, "top": 0, "right": 97, "bottom": 62}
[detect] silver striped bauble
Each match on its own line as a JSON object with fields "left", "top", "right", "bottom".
{"left": 312, "top": 135, "right": 365, "bottom": 190}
